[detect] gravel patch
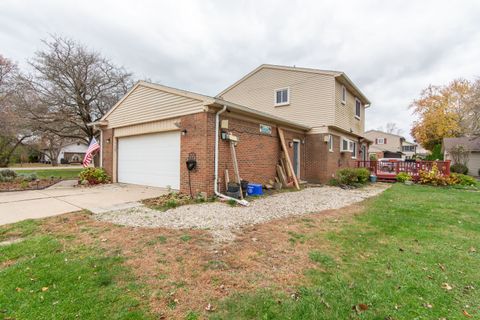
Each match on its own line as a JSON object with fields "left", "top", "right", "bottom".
{"left": 94, "top": 184, "right": 390, "bottom": 242}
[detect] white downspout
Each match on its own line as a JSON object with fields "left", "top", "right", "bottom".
{"left": 214, "top": 105, "right": 249, "bottom": 206}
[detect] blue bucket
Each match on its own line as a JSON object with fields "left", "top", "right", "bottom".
{"left": 247, "top": 183, "right": 263, "bottom": 196}
{"left": 370, "top": 175, "right": 377, "bottom": 183}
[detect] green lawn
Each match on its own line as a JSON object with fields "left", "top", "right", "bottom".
{"left": 13, "top": 168, "right": 82, "bottom": 179}
{"left": 0, "top": 220, "right": 152, "bottom": 319}
{"left": 212, "top": 185, "right": 480, "bottom": 319}
{"left": 0, "top": 184, "right": 478, "bottom": 319}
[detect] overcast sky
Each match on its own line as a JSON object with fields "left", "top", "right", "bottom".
{"left": 1, "top": 0, "right": 480, "bottom": 140}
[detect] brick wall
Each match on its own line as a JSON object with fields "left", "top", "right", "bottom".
{"left": 101, "top": 128, "right": 114, "bottom": 178}
{"left": 101, "top": 111, "right": 364, "bottom": 195}
{"left": 305, "top": 133, "right": 360, "bottom": 183}
{"left": 215, "top": 115, "right": 306, "bottom": 194}
{"left": 178, "top": 112, "right": 306, "bottom": 196}
{"left": 179, "top": 112, "right": 215, "bottom": 195}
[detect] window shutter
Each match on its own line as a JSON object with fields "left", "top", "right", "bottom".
{"left": 384, "top": 138, "right": 387, "bottom": 144}
{"left": 375, "top": 138, "right": 378, "bottom": 144}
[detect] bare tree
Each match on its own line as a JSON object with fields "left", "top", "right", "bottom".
{"left": 385, "top": 122, "right": 403, "bottom": 135}
{"left": 0, "top": 55, "right": 32, "bottom": 167}
{"left": 31, "top": 132, "right": 67, "bottom": 166}
{"left": 449, "top": 144, "right": 470, "bottom": 166}
{"left": 463, "top": 78, "right": 480, "bottom": 136}
{"left": 20, "top": 35, "right": 133, "bottom": 143}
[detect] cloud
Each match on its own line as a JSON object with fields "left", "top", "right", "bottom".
{"left": 1, "top": 0, "right": 480, "bottom": 139}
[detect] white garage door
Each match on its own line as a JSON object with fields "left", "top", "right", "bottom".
{"left": 117, "top": 131, "right": 180, "bottom": 189}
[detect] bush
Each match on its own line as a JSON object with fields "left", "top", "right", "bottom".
{"left": 396, "top": 172, "right": 412, "bottom": 183}
{"left": 336, "top": 168, "right": 370, "bottom": 186}
{"left": 18, "top": 173, "right": 38, "bottom": 182}
{"left": 451, "top": 173, "right": 478, "bottom": 187}
{"left": 0, "top": 169, "right": 17, "bottom": 182}
{"left": 418, "top": 163, "right": 455, "bottom": 186}
{"left": 450, "top": 163, "right": 468, "bottom": 174}
{"left": 78, "top": 167, "right": 110, "bottom": 185}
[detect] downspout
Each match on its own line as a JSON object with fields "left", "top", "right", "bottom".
{"left": 214, "top": 105, "right": 249, "bottom": 206}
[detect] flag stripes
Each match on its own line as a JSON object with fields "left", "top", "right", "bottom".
{"left": 82, "top": 137, "right": 100, "bottom": 167}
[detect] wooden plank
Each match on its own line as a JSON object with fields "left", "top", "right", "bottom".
{"left": 276, "top": 164, "right": 288, "bottom": 187}
{"left": 230, "top": 141, "right": 243, "bottom": 199}
{"left": 224, "top": 169, "right": 230, "bottom": 191}
{"left": 277, "top": 128, "right": 300, "bottom": 190}
{"left": 280, "top": 152, "right": 292, "bottom": 177}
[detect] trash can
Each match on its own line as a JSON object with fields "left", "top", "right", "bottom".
{"left": 247, "top": 183, "right": 263, "bottom": 196}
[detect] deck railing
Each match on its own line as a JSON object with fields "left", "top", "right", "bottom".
{"left": 356, "top": 160, "right": 451, "bottom": 180}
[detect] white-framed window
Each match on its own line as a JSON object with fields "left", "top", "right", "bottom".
{"left": 274, "top": 88, "right": 289, "bottom": 106}
{"left": 377, "top": 138, "right": 386, "bottom": 145}
{"left": 340, "top": 137, "right": 354, "bottom": 152}
{"left": 341, "top": 85, "right": 346, "bottom": 104}
{"left": 351, "top": 141, "right": 357, "bottom": 158}
{"left": 328, "top": 134, "right": 333, "bottom": 152}
{"left": 355, "top": 98, "right": 361, "bottom": 119}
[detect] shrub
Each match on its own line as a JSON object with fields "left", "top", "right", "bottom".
{"left": 336, "top": 168, "right": 370, "bottom": 186}
{"left": 78, "top": 167, "right": 110, "bottom": 185}
{"left": 19, "top": 173, "right": 38, "bottom": 182}
{"left": 450, "top": 163, "right": 468, "bottom": 174}
{"left": 418, "top": 163, "right": 454, "bottom": 186}
{"left": 396, "top": 172, "right": 412, "bottom": 183}
{"left": 0, "top": 169, "right": 17, "bottom": 182}
{"left": 451, "top": 173, "right": 478, "bottom": 187}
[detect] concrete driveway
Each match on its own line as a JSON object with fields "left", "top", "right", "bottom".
{"left": 0, "top": 182, "right": 167, "bottom": 226}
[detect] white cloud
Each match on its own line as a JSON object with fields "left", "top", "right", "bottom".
{"left": 1, "top": 0, "right": 480, "bottom": 140}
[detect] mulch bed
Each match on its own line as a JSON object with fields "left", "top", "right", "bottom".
{"left": 0, "top": 179, "right": 61, "bottom": 192}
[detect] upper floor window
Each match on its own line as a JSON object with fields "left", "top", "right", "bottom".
{"left": 376, "top": 138, "right": 386, "bottom": 145}
{"left": 274, "top": 88, "right": 289, "bottom": 106}
{"left": 355, "top": 99, "right": 361, "bottom": 119}
{"left": 341, "top": 85, "right": 346, "bottom": 104}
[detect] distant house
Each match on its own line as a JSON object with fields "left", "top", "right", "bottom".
{"left": 365, "top": 130, "right": 426, "bottom": 160}
{"left": 40, "top": 142, "right": 88, "bottom": 164}
{"left": 443, "top": 137, "right": 480, "bottom": 176}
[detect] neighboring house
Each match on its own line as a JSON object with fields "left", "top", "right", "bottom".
{"left": 365, "top": 130, "right": 405, "bottom": 159}
{"left": 401, "top": 140, "right": 416, "bottom": 159}
{"left": 93, "top": 64, "right": 371, "bottom": 195}
{"left": 40, "top": 142, "right": 88, "bottom": 164}
{"left": 443, "top": 137, "right": 480, "bottom": 176}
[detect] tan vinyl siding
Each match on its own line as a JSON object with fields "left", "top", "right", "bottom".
{"left": 114, "top": 118, "right": 180, "bottom": 137}
{"left": 219, "top": 68, "right": 335, "bottom": 131}
{"left": 105, "top": 85, "right": 204, "bottom": 129}
{"left": 334, "top": 80, "right": 364, "bottom": 135}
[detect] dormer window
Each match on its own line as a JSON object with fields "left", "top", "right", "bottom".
{"left": 274, "top": 88, "right": 289, "bottom": 106}
{"left": 341, "top": 85, "right": 346, "bottom": 104}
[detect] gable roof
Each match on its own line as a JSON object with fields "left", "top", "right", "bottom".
{"left": 364, "top": 129, "right": 405, "bottom": 140}
{"left": 443, "top": 137, "right": 480, "bottom": 152}
{"left": 96, "top": 80, "right": 310, "bottom": 131}
{"left": 216, "top": 64, "right": 371, "bottom": 105}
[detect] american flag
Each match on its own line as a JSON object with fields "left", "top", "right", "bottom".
{"left": 82, "top": 137, "right": 100, "bottom": 167}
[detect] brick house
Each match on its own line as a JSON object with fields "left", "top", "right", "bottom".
{"left": 93, "top": 64, "right": 371, "bottom": 196}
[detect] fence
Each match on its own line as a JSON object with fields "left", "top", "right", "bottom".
{"left": 356, "top": 160, "right": 451, "bottom": 181}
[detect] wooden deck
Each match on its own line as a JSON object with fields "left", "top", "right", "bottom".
{"left": 356, "top": 160, "right": 451, "bottom": 182}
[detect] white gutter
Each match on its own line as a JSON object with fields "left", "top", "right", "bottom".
{"left": 214, "top": 105, "right": 249, "bottom": 206}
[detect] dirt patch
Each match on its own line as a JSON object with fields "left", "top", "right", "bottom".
{"left": 0, "top": 237, "right": 25, "bottom": 246}
{"left": 40, "top": 203, "right": 365, "bottom": 319}
{"left": 0, "top": 179, "right": 60, "bottom": 192}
